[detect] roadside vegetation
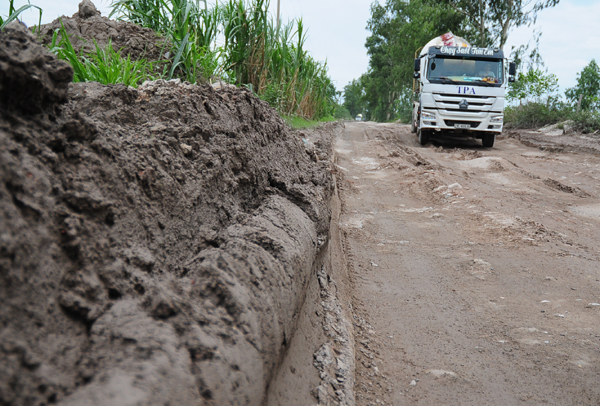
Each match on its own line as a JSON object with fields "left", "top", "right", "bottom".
{"left": 340, "top": 0, "right": 600, "bottom": 135}
{"left": 342, "top": 0, "right": 599, "bottom": 134}
{"left": 2, "top": 0, "right": 337, "bottom": 121}
{"left": 505, "top": 60, "right": 600, "bottom": 133}
{"left": 343, "top": 0, "right": 560, "bottom": 123}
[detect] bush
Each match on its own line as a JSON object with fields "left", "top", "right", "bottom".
{"left": 507, "top": 69, "right": 559, "bottom": 104}
{"left": 504, "top": 102, "right": 568, "bottom": 129}
{"left": 570, "top": 110, "right": 600, "bottom": 134}
{"left": 505, "top": 102, "right": 600, "bottom": 134}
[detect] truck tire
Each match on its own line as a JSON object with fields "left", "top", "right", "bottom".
{"left": 482, "top": 133, "right": 495, "bottom": 148}
{"left": 418, "top": 128, "right": 430, "bottom": 145}
{"left": 411, "top": 101, "right": 420, "bottom": 134}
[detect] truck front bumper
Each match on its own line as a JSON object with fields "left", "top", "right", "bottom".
{"left": 420, "top": 109, "right": 503, "bottom": 133}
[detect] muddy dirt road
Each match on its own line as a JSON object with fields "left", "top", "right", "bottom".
{"left": 335, "top": 122, "right": 600, "bottom": 405}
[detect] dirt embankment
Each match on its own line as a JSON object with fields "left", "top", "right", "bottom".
{"left": 0, "top": 23, "right": 344, "bottom": 405}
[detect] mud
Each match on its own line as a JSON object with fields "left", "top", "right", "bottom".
{"left": 268, "top": 123, "right": 356, "bottom": 406}
{"left": 506, "top": 129, "right": 600, "bottom": 156}
{"left": 335, "top": 122, "right": 600, "bottom": 405}
{"left": 36, "top": 1, "right": 168, "bottom": 62}
{"left": 0, "top": 24, "right": 341, "bottom": 405}
{"left": 0, "top": 22, "right": 72, "bottom": 113}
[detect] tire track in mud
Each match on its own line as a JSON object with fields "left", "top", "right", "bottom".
{"left": 335, "top": 122, "right": 600, "bottom": 405}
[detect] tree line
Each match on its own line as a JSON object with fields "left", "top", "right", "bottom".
{"left": 342, "top": 0, "right": 600, "bottom": 125}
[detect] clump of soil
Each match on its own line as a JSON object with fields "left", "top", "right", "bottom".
{"left": 0, "top": 23, "right": 333, "bottom": 405}
{"left": 36, "top": 0, "right": 168, "bottom": 62}
{"left": 0, "top": 22, "right": 72, "bottom": 113}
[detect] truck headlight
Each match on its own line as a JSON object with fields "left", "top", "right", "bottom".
{"left": 421, "top": 111, "right": 435, "bottom": 119}
{"left": 490, "top": 115, "right": 503, "bottom": 123}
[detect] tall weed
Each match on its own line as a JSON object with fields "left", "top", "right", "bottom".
{"left": 110, "top": 0, "right": 336, "bottom": 119}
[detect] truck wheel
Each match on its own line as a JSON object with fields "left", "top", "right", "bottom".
{"left": 411, "top": 116, "right": 417, "bottom": 133}
{"left": 482, "top": 133, "right": 495, "bottom": 148}
{"left": 418, "top": 128, "right": 430, "bottom": 145}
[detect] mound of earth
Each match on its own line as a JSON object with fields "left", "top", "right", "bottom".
{"left": 36, "top": 0, "right": 168, "bottom": 62}
{"left": 0, "top": 22, "right": 334, "bottom": 405}
{"left": 0, "top": 22, "right": 72, "bottom": 113}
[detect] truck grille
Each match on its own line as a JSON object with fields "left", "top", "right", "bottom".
{"left": 433, "top": 93, "right": 495, "bottom": 114}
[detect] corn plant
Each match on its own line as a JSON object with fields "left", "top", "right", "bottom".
{"left": 111, "top": 0, "right": 221, "bottom": 82}
{"left": 109, "top": 0, "right": 336, "bottom": 119}
{"left": 1, "top": 0, "right": 42, "bottom": 31}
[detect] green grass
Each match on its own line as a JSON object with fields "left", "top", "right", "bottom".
{"left": 6, "top": 0, "right": 335, "bottom": 119}
{"left": 283, "top": 115, "right": 335, "bottom": 129}
{"left": 49, "top": 21, "right": 162, "bottom": 87}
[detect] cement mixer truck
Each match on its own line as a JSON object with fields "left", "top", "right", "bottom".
{"left": 412, "top": 33, "right": 516, "bottom": 147}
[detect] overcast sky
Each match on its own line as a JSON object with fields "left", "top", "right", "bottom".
{"left": 13, "top": 0, "right": 600, "bottom": 94}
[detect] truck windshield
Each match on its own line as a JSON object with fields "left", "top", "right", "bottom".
{"left": 427, "top": 57, "right": 504, "bottom": 85}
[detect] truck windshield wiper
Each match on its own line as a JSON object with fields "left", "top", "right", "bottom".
{"left": 434, "top": 76, "right": 458, "bottom": 83}
{"left": 472, "top": 79, "right": 498, "bottom": 86}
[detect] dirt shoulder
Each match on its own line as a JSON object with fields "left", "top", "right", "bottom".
{"left": 335, "top": 122, "right": 600, "bottom": 405}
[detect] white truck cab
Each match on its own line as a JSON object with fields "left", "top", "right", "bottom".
{"left": 412, "top": 44, "right": 516, "bottom": 147}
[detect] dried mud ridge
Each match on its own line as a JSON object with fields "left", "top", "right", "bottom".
{"left": 0, "top": 23, "right": 354, "bottom": 405}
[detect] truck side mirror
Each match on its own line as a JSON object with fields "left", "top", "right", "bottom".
{"left": 414, "top": 58, "right": 421, "bottom": 72}
{"left": 509, "top": 77, "right": 515, "bottom": 83}
{"left": 414, "top": 72, "right": 420, "bottom": 79}
{"left": 509, "top": 62, "right": 516, "bottom": 76}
